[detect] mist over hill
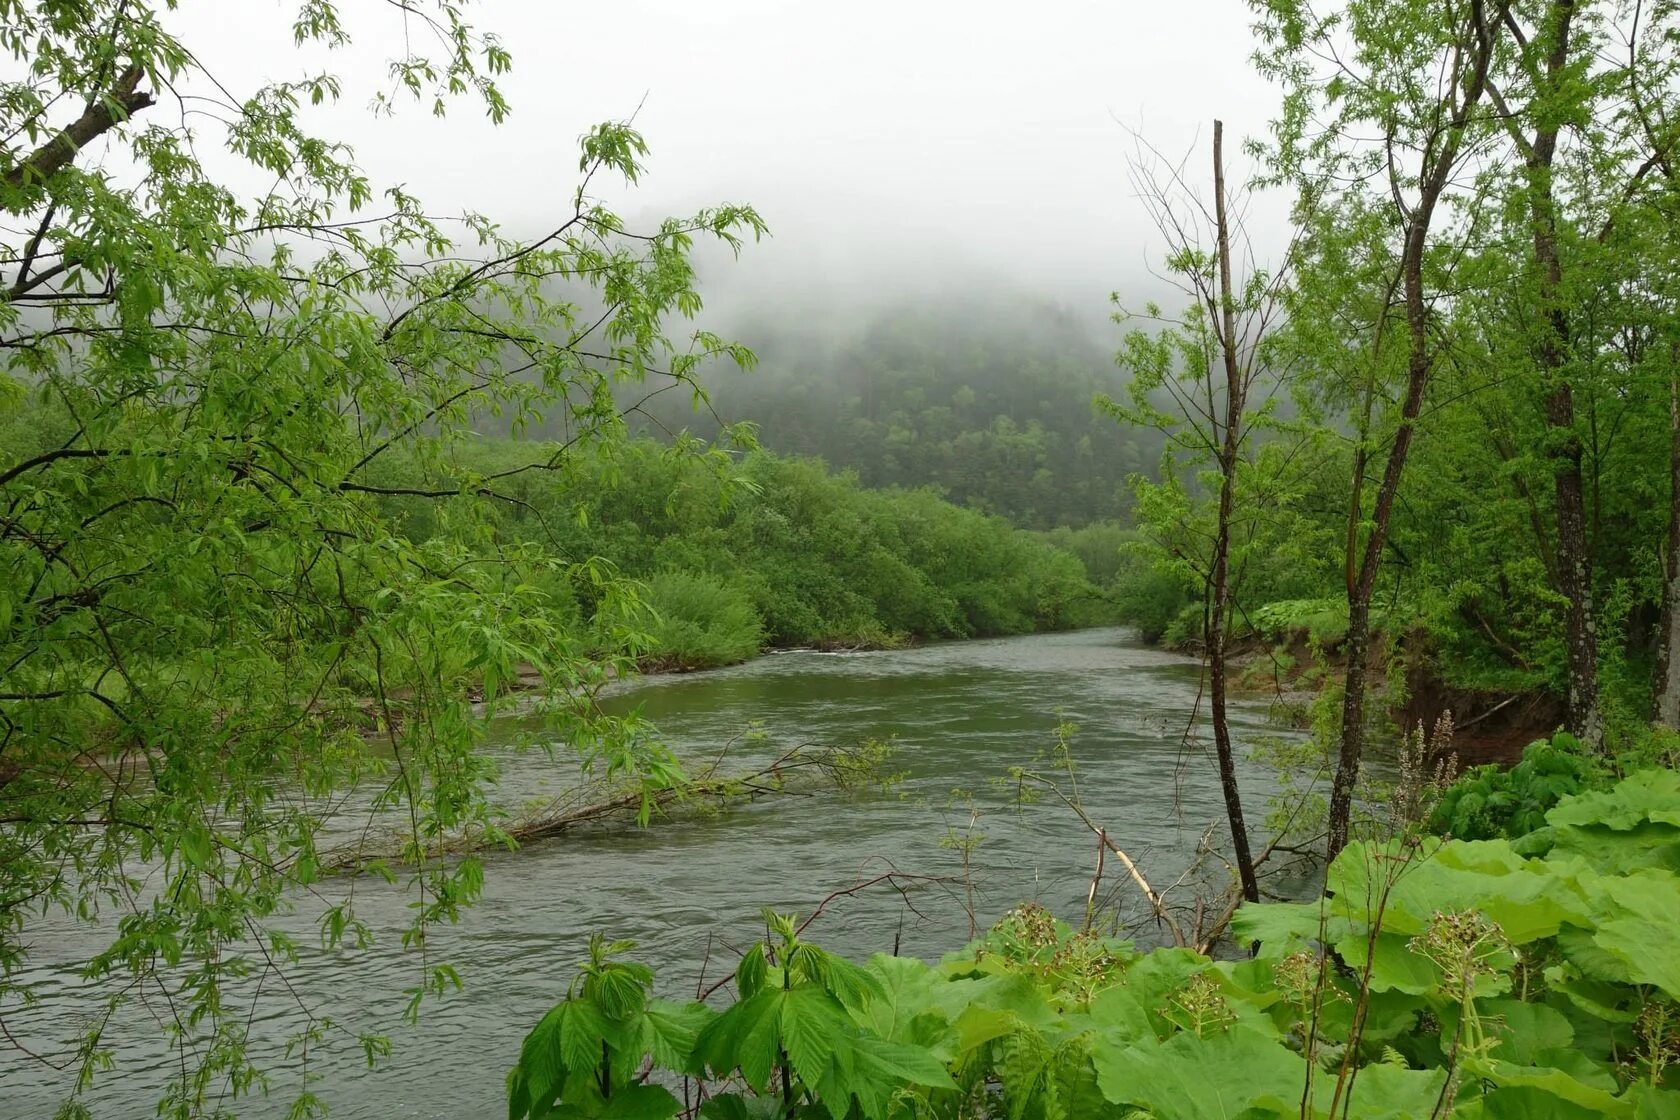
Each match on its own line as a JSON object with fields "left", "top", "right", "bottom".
{"left": 638, "top": 289, "right": 1163, "bottom": 529}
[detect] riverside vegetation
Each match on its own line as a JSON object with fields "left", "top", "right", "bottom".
{"left": 4, "top": 0, "right": 1680, "bottom": 1118}
{"left": 508, "top": 762, "right": 1680, "bottom": 1120}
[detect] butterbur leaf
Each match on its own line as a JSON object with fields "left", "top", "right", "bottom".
{"left": 1624, "top": 1085, "right": 1680, "bottom": 1119}
{"left": 1468, "top": 1058, "right": 1634, "bottom": 1117}
{"left": 1482, "top": 999, "right": 1573, "bottom": 1065}
{"left": 1547, "top": 771, "right": 1680, "bottom": 830}
{"left": 1474, "top": 1086, "right": 1612, "bottom": 1119}
{"left": 859, "top": 954, "right": 948, "bottom": 1047}
{"left": 1092, "top": 1023, "right": 1307, "bottom": 1120}
{"left": 1326, "top": 1061, "right": 1447, "bottom": 1119}
{"left": 1335, "top": 931, "right": 1439, "bottom": 995}
{"left": 1229, "top": 900, "right": 1329, "bottom": 956}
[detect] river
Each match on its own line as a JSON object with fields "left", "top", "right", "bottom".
{"left": 3, "top": 627, "right": 1330, "bottom": 1119}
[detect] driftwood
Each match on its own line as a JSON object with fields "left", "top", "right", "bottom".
{"left": 1018, "top": 766, "right": 1324, "bottom": 955}
{"left": 325, "top": 739, "right": 883, "bottom": 872}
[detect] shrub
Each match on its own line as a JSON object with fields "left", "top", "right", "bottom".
{"left": 640, "top": 571, "right": 764, "bottom": 670}
{"left": 1425, "top": 732, "right": 1602, "bottom": 841}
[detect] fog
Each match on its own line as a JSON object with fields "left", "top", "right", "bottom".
{"left": 168, "top": 0, "right": 1292, "bottom": 328}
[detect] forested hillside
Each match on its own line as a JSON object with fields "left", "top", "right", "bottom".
{"left": 635, "top": 299, "right": 1166, "bottom": 529}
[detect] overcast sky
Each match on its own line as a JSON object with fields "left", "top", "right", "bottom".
{"left": 172, "top": 0, "right": 1291, "bottom": 327}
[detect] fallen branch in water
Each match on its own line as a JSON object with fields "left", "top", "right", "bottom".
{"left": 325, "top": 739, "right": 895, "bottom": 872}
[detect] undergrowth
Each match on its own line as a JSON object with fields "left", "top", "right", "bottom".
{"left": 509, "top": 768, "right": 1680, "bottom": 1118}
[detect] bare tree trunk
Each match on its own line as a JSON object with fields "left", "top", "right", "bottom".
{"left": 1657, "top": 357, "right": 1680, "bottom": 727}
{"left": 1209, "top": 120, "right": 1260, "bottom": 904}
{"left": 1326, "top": 0, "right": 1505, "bottom": 861}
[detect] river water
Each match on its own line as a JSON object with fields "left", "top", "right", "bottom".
{"left": 3, "top": 627, "right": 1326, "bottom": 1119}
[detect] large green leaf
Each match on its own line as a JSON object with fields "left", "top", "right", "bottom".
{"left": 1091, "top": 1024, "right": 1307, "bottom": 1120}
{"left": 1330, "top": 839, "right": 1586, "bottom": 944}
{"left": 1334, "top": 931, "right": 1440, "bottom": 995}
{"left": 638, "top": 999, "right": 714, "bottom": 1074}
{"left": 1547, "top": 822, "right": 1680, "bottom": 873}
{"left": 1482, "top": 999, "right": 1573, "bottom": 1065}
{"left": 694, "top": 989, "right": 782, "bottom": 1091}
{"left": 1547, "top": 771, "right": 1680, "bottom": 830}
{"left": 1230, "top": 900, "right": 1335, "bottom": 956}
{"left": 860, "top": 953, "right": 950, "bottom": 1049}
{"left": 1470, "top": 1058, "right": 1633, "bottom": 1117}
{"left": 1579, "top": 868, "right": 1680, "bottom": 999}
{"left": 1329, "top": 1061, "right": 1448, "bottom": 1120}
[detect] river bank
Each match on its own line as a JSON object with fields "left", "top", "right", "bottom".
{"left": 1200, "top": 626, "right": 1559, "bottom": 765}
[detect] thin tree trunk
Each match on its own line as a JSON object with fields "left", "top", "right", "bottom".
{"left": 1326, "top": 0, "right": 1505, "bottom": 861}
{"left": 1657, "top": 357, "right": 1680, "bottom": 727}
{"left": 1209, "top": 119, "right": 1260, "bottom": 904}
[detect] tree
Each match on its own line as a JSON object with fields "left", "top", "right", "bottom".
{"left": 1254, "top": 0, "right": 1512, "bottom": 860}
{"left": 1105, "top": 122, "right": 1305, "bottom": 903}
{"left": 0, "top": 3, "right": 761, "bottom": 1114}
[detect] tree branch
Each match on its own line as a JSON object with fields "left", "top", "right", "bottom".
{"left": 3, "top": 65, "right": 155, "bottom": 194}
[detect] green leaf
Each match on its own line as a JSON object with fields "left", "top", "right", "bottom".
{"left": 1091, "top": 1023, "right": 1308, "bottom": 1120}
{"left": 637, "top": 999, "right": 713, "bottom": 1073}
{"left": 1330, "top": 1060, "right": 1448, "bottom": 1120}
{"left": 1334, "top": 932, "right": 1439, "bottom": 995}
{"left": 1482, "top": 999, "right": 1573, "bottom": 1065}
{"left": 1230, "top": 900, "right": 1333, "bottom": 955}
{"left": 1469, "top": 1058, "right": 1633, "bottom": 1117}
{"left": 556, "top": 999, "right": 612, "bottom": 1076}
{"left": 859, "top": 954, "right": 952, "bottom": 1052}
{"left": 1548, "top": 771, "right": 1680, "bottom": 830}
{"left": 694, "top": 989, "right": 782, "bottom": 1091}
{"left": 778, "top": 984, "right": 849, "bottom": 1090}
{"left": 844, "top": 1033, "right": 957, "bottom": 1120}
{"left": 1586, "top": 869, "right": 1680, "bottom": 999}
{"left": 735, "top": 942, "right": 767, "bottom": 998}
{"left": 598, "top": 1084, "right": 682, "bottom": 1120}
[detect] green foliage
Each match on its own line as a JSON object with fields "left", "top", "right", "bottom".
{"left": 515, "top": 772, "right": 1680, "bottom": 1119}
{"left": 1249, "top": 598, "right": 1350, "bottom": 646}
{"left": 640, "top": 571, "right": 765, "bottom": 671}
{"left": 629, "top": 299, "right": 1159, "bottom": 530}
{"left": 433, "top": 438, "right": 1115, "bottom": 659}
{"left": 0, "top": 2, "right": 771, "bottom": 1114}
{"left": 1428, "top": 735, "right": 1604, "bottom": 841}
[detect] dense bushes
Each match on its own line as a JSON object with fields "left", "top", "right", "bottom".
{"left": 640, "top": 572, "right": 765, "bottom": 670}
{"left": 383, "top": 440, "right": 1116, "bottom": 670}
